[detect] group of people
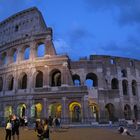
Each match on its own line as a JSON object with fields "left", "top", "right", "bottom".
{"left": 5, "top": 114, "right": 20, "bottom": 140}
{"left": 35, "top": 116, "right": 61, "bottom": 140}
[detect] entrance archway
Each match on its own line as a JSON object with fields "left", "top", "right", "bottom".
{"left": 48, "top": 103, "right": 62, "bottom": 118}
{"left": 31, "top": 103, "right": 42, "bottom": 118}
{"left": 17, "top": 104, "right": 26, "bottom": 117}
{"left": 124, "top": 104, "right": 131, "bottom": 120}
{"left": 105, "top": 103, "right": 115, "bottom": 121}
{"left": 4, "top": 106, "right": 12, "bottom": 118}
{"left": 69, "top": 102, "right": 81, "bottom": 122}
{"left": 89, "top": 103, "right": 99, "bottom": 122}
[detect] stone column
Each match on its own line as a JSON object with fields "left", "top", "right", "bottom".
{"left": 43, "top": 98, "right": 48, "bottom": 118}
{"left": 81, "top": 95, "right": 89, "bottom": 123}
{"left": 61, "top": 62, "right": 68, "bottom": 86}
{"left": 30, "top": 42, "right": 36, "bottom": 60}
{"left": 61, "top": 97, "right": 67, "bottom": 123}
{"left": 43, "top": 66, "right": 50, "bottom": 87}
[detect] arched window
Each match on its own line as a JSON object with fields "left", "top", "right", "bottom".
{"left": 1, "top": 52, "right": 7, "bottom": 65}
{"left": 8, "top": 76, "right": 14, "bottom": 91}
{"left": 111, "top": 78, "right": 119, "bottom": 89}
{"left": 134, "top": 105, "right": 138, "bottom": 120}
{"left": 132, "top": 80, "right": 137, "bottom": 96}
{"left": 72, "top": 74, "right": 81, "bottom": 86}
{"left": 24, "top": 47, "right": 30, "bottom": 60}
{"left": 37, "top": 43, "right": 45, "bottom": 57}
{"left": 20, "top": 74, "right": 27, "bottom": 89}
{"left": 51, "top": 70, "right": 61, "bottom": 87}
{"left": 35, "top": 71, "right": 43, "bottom": 88}
{"left": 124, "top": 104, "right": 131, "bottom": 120}
{"left": 13, "top": 50, "right": 17, "bottom": 62}
{"left": 122, "top": 80, "right": 128, "bottom": 95}
{"left": 0, "top": 77, "right": 3, "bottom": 91}
{"left": 121, "top": 69, "right": 127, "bottom": 77}
{"left": 110, "top": 59, "right": 115, "bottom": 65}
{"left": 85, "top": 73, "right": 98, "bottom": 88}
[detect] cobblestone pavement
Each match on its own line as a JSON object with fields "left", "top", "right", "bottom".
{"left": 0, "top": 127, "right": 139, "bottom": 140}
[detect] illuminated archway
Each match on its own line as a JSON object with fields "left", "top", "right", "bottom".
{"left": 31, "top": 103, "right": 42, "bottom": 118}
{"left": 48, "top": 103, "right": 62, "bottom": 118}
{"left": 17, "top": 104, "right": 26, "bottom": 117}
{"left": 4, "top": 106, "right": 12, "bottom": 118}
{"left": 69, "top": 102, "right": 81, "bottom": 122}
{"left": 89, "top": 103, "right": 99, "bottom": 122}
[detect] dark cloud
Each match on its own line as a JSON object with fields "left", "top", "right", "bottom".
{"left": 84, "top": 0, "right": 140, "bottom": 26}
{"left": 68, "top": 27, "right": 93, "bottom": 44}
{"left": 100, "top": 38, "right": 140, "bottom": 59}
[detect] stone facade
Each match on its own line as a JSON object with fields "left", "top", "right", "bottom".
{"left": 0, "top": 7, "right": 139, "bottom": 124}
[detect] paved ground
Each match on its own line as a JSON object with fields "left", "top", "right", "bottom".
{"left": 0, "top": 127, "right": 139, "bottom": 140}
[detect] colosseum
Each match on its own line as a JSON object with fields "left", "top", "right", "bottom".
{"left": 0, "top": 7, "right": 139, "bottom": 124}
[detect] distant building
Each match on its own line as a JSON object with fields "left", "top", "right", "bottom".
{"left": 0, "top": 7, "right": 139, "bottom": 124}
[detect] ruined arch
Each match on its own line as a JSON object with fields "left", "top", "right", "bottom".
{"left": 121, "top": 69, "right": 127, "bottom": 77}
{"left": 124, "top": 104, "right": 131, "bottom": 120}
{"left": 17, "top": 103, "right": 26, "bottom": 117}
{"left": 21, "top": 45, "right": 30, "bottom": 60}
{"left": 31, "top": 103, "right": 42, "bottom": 118}
{"left": 0, "top": 77, "right": 3, "bottom": 91}
{"left": 122, "top": 80, "right": 128, "bottom": 95}
{"left": 9, "top": 48, "right": 17, "bottom": 63}
{"left": 111, "top": 78, "right": 119, "bottom": 89}
{"left": 19, "top": 73, "right": 27, "bottom": 89}
{"left": 1, "top": 52, "right": 7, "bottom": 65}
{"left": 72, "top": 74, "right": 81, "bottom": 86}
{"left": 50, "top": 69, "right": 61, "bottom": 87}
{"left": 35, "top": 71, "right": 43, "bottom": 88}
{"left": 132, "top": 80, "right": 137, "bottom": 96}
{"left": 85, "top": 73, "right": 98, "bottom": 87}
{"left": 7, "top": 75, "right": 14, "bottom": 91}
{"left": 105, "top": 103, "right": 115, "bottom": 121}
{"left": 134, "top": 105, "right": 138, "bottom": 120}
{"left": 36, "top": 42, "right": 46, "bottom": 57}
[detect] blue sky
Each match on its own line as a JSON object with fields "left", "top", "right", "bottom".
{"left": 0, "top": 0, "right": 140, "bottom": 60}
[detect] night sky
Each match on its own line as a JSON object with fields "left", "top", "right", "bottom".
{"left": 0, "top": 0, "right": 140, "bottom": 60}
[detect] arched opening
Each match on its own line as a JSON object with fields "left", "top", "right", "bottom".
{"left": 8, "top": 76, "right": 14, "bottom": 91}
{"left": 72, "top": 74, "right": 81, "bottom": 86}
{"left": 121, "top": 69, "right": 127, "bottom": 77}
{"left": 19, "top": 73, "right": 27, "bottom": 89}
{"left": 105, "top": 103, "right": 115, "bottom": 121}
{"left": 4, "top": 106, "right": 12, "bottom": 118}
{"left": 23, "top": 46, "right": 30, "bottom": 60}
{"left": 111, "top": 78, "right": 119, "bottom": 89}
{"left": 89, "top": 103, "right": 99, "bottom": 122}
{"left": 122, "top": 80, "right": 128, "bottom": 95}
{"left": 48, "top": 103, "right": 62, "bottom": 118}
{"left": 134, "top": 105, "right": 138, "bottom": 120}
{"left": 31, "top": 103, "right": 42, "bottom": 118}
{"left": 17, "top": 104, "right": 26, "bottom": 117}
{"left": 0, "top": 77, "right": 3, "bottom": 91}
{"left": 85, "top": 73, "right": 98, "bottom": 88}
{"left": 69, "top": 102, "right": 81, "bottom": 122}
{"left": 124, "top": 104, "right": 131, "bottom": 120}
{"left": 50, "top": 70, "right": 61, "bottom": 87}
{"left": 1, "top": 52, "right": 7, "bottom": 65}
{"left": 37, "top": 43, "right": 45, "bottom": 57}
{"left": 9, "top": 48, "right": 17, "bottom": 63}
{"left": 132, "top": 80, "right": 137, "bottom": 96}
{"left": 35, "top": 71, "right": 43, "bottom": 88}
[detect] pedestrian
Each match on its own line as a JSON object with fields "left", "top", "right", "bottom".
{"left": 118, "top": 126, "right": 134, "bottom": 137}
{"left": 5, "top": 115, "right": 12, "bottom": 140}
{"left": 11, "top": 114, "right": 20, "bottom": 140}
{"left": 42, "top": 119, "right": 50, "bottom": 140}
{"left": 133, "top": 119, "right": 138, "bottom": 130}
{"left": 36, "top": 121, "right": 43, "bottom": 140}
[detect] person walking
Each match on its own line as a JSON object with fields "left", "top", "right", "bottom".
{"left": 11, "top": 115, "right": 20, "bottom": 140}
{"left": 5, "top": 116, "right": 12, "bottom": 140}
{"left": 43, "top": 119, "right": 50, "bottom": 140}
